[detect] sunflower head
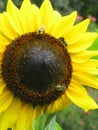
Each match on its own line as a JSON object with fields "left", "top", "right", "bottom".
{"left": 0, "top": 0, "right": 98, "bottom": 129}
{"left": 2, "top": 32, "right": 72, "bottom": 106}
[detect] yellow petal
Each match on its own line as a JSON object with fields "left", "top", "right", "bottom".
{"left": 0, "top": 79, "right": 6, "bottom": 95}
{"left": 65, "top": 19, "right": 90, "bottom": 44}
{"left": 41, "top": 105, "right": 48, "bottom": 114}
{"left": 47, "top": 93, "right": 71, "bottom": 113}
{"left": 75, "top": 67, "right": 98, "bottom": 75}
{"left": 0, "top": 13, "right": 19, "bottom": 40}
{"left": 68, "top": 32, "right": 97, "bottom": 52}
{"left": 20, "top": 0, "right": 35, "bottom": 33}
{"left": 32, "top": 105, "right": 41, "bottom": 121}
{"left": 7, "top": 0, "right": 19, "bottom": 14}
{"left": 73, "top": 60, "right": 98, "bottom": 75}
{"left": 55, "top": 93, "right": 71, "bottom": 111}
{"left": 47, "top": 100, "right": 59, "bottom": 113}
{"left": 55, "top": 97, "right": 64, "bottom": 112}
{"left": 47, "top": 101, "right": 55, "bottom": 113}
{"left": 71, "top": 50, "right": 98, "bottom": 63}
{"left": 40, "top": 0, "right": 54, "bottom": 32}
{"left": 32, "top": 4, "right": 41, "bottom": 30}
{"left": 0, "top": 98, "right": 22, "bottom": 129}
{"left": 53, "top": 10, "right": 62, "bottom": 22}
{"left": 0, "top": 90, "right": 13, "bottom": 112}
{"left": 73, "top": 72, "right": 98, "bottom": 89}
{"left": 7, "top": 0, "right": 24, "bottom": 35}
{"left": 66, "top": 80, "right": 98, "bottom": 111}
{"left": 0, "top": 33, "right": 10, "bottom": 46}
{"left": 15, "top": 104, "right": 33, "bottom": 130}
{"left": 51, "top": 11, "right": 77, "bottom": 37}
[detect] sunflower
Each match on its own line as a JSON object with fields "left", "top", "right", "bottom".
{"left": 0, "top": 0, "right": 98, "bottom": 129}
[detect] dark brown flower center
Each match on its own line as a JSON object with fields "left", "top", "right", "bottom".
{"left": 2, "top": 32, "right": 72, "bottom": 106}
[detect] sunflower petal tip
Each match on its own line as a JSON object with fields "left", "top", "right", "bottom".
{"left": 85, "top": 18, "right": 90, "bottom": 25}
{"left": 7, "top": 0, "right": 13, "bottom": 6}
{"left": 86, "top": 108, "right": 98, "bottom": 112}
{"left": 21, "top": 0, "right": 32, "bottom": 9}
{"left": 7, "top": 0, "right": 17, "bottom": 12}
{"left": 6, "top": 0, "right": 11, "bottom": 12}
{"left": 44, "top": 0, "right": 50, "bottom": 2}
{"left": 72, "top": 11, "right": 77, "bottom": 15}
{"left": 41, "top": 0, "right": 52, "bottom": 7}
{"left": 8, "top": 0, "right": 11, "bottom": 3}
{"left": 85, "top": 103, "right": 98, "bottom": 112}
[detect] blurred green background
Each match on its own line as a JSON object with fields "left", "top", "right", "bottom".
{"left": 0, "top": 0, "right": 98, "bottom": 130}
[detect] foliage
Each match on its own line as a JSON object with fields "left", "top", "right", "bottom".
{"left": 33, "top": 112, "right": 62, "bottom": 130}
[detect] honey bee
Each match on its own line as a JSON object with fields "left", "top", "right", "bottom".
{"left": 58, "top": 37, "right": 67, "bottom": 46}
{"left": 56, "top": 84, "right": 66, "bottom": 91}
{"left": 36, "top": 25, "right": 45, "bottom": 34}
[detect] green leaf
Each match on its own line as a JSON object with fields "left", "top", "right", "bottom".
{"left": 89, "top": 37, "right": 98, "bottom": 51}
{"left": 33, "top": 112, "right": 62, "bottom": 130}
{"left": 88, "top": 32, "right": 98, "bottom": 59}
{"left": 44, "top": 116, "right": 62, "bottom": 130}
{"left": 88, "top": 30, "right": 98, "bottom": 51}
{"left": 33, "top": 112, "right": 49, "bottom": 130}
{"left": 33, "top": 112, "right": 56, "bottom": 130}
{"left": 56, "top": 122, "right": 62, "bottom": 130}
{"left": 44, "top": 116, "right": 57, "bottom": 130}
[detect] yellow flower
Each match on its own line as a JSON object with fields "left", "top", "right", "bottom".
{"left": 0, "top": 0, "right": 98, "bottom": 129}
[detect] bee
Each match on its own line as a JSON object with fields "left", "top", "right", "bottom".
{"left": 58, "top": 37, "right": 67, "bottom": 46}
{"left": 36, "top": 24, "right": 45, "bottom": 34}
{"left": 56, "top": 84, "right": 67, "bottom": 91}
